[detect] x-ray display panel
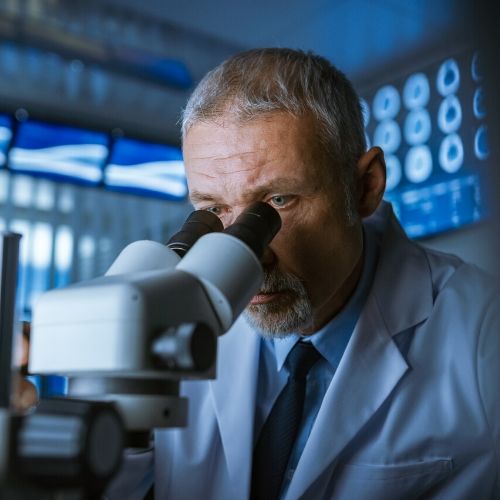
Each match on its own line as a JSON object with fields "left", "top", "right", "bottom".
{"left": 363, "top": 49, "right": 488, "bottom": 238}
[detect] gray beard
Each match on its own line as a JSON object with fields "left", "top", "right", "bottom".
{"left": 243, "top": 267, "right": 313, "bottom": 338}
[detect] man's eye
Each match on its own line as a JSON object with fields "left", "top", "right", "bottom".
{"left": 205, "top": 206, "right": 221, "bottom": 215}
{"left": 269, "top": 195, "right": 291, "bottom": 208}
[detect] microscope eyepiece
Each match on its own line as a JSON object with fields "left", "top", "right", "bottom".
{"left": 175, "top": 201, "right": 282, "bottom": 330}
{"left": 223, "top": 202, "right": 281, "bottom": 258}
{"left": 167, "top": 210, "right": 223, "bottom": 257}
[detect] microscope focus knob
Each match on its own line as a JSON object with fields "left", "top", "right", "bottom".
{"left": 10, "top": 398, "right": 124, "bottom": 495}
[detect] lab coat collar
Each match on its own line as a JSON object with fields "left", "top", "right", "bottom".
{"left": 369, "top": 201, "right": 434, "bottom": 335}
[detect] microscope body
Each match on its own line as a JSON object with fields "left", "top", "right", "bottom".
{"left": 30, "top": 230, "right": 265, "bottom": 434}
{"left": 30, "top": 267, "right": 220, "bottom": 376}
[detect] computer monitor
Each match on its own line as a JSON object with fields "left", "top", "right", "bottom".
{"left": 362, "top": 49, "right": 488, "bottom": 238}
{"left": 104, "top": 136, "right": 187, "bottom": 200}
{"left": 8, "top": 120, "right": 108, "bottom": 186}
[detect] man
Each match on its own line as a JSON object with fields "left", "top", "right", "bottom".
{"left": 108, "top": 48, "right": 499, "bottom": 499}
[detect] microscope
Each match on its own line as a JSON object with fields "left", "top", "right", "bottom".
{"left": 0, "top": 202, "right": 281, "bottom": 499}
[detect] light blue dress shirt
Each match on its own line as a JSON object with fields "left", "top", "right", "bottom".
{"left": 253, "top": 227, "right": 379, "bottom": 498}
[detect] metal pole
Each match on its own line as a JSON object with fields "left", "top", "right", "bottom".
{"left": 0, "top": 232, "right": 21, "bottom": 408}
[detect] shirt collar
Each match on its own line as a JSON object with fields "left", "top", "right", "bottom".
{"left": 271, "top": 224, "right": 379, "bottom": 372}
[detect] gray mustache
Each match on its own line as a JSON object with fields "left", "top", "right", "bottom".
{"left": 259, "top": 268, "right": 307, "bottom": 295}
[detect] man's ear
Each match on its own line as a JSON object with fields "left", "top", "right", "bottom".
{"left": 356, "top": 146, "right": 386, "bottom": 218}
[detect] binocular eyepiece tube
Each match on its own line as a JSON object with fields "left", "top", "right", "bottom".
{"left": 176, "top": 201, "right": 282, "bottom": 330}
{"left": 167, "top": 201, "right": 281, "bottom": 259}
{"left": 167, "top": 210, "right": 223, "bottom": 257}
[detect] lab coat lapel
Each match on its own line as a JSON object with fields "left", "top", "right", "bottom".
{"left": 209, "top": 318, "right": 260, "bottom": 498}
{"left": 285, "top": 294, "right": 409, "bottom": 499}
{"left": 285, "top": 205, "right": 434, "bottom": 499}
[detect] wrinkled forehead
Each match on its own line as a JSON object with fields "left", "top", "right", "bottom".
{"left": 183, "top": 118, "right": 301, "bottom": 193}
{"left": 182, "top": 112, "right": 326, "bottom": 170}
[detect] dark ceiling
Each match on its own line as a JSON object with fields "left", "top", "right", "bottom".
{"left": 105, "top": 0, "right": 470, "bottom": 80}
{"left": 0, "top": 0, "right": 474, "bottom": 144}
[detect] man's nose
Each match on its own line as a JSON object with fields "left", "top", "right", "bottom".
{"left": 260, "top": 245, "right": 277, "bottom": 268}
{"left": 223, "top": 207, "right": 245, "bottom": 228}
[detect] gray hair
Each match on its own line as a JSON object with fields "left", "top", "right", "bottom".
{"left": 181, "top": 48, "right": 366, "bottom": 222}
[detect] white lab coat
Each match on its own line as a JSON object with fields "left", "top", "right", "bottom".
{"left": 107, "top": 202, "right": 500, "bottom": 499}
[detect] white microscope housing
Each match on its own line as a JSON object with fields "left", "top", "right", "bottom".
{"left": 29, "top": 203, "right": 281, "bottom": 436}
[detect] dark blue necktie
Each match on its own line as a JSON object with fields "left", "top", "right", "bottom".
{"left": 251, "top": 341, "right": 322, "bottom": 500}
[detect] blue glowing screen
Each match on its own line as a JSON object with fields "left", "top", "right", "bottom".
{"left": 8, "top": 120, "right": 108, "bottom": 185}
{"left": 104, "top": 137, "right": 187, "bottom": 200}
{"left": 0, "top": 114, "right": 13, "bottom": 167}
{"left": 363, "top": 50, "right": 488, "bottom": 238}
